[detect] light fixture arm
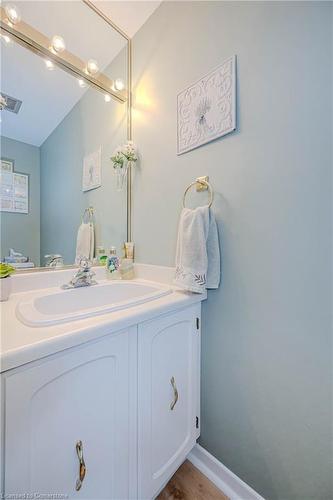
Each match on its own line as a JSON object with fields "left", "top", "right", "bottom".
{"left": 0, "top": 7, "right": 127, "bottom": 103}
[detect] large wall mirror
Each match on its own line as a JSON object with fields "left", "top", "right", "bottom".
{"left": 0, "top": 1, "right": 131, "bottom": 271}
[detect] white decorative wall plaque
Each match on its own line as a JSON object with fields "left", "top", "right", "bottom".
{"left": 82, "top": 148, "right": 101, "bottom": 192}
{"left": 177, "top": 55, "right": 236, "bottom": 155}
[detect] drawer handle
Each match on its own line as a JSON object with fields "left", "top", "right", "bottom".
{"left": 75, "top": 440, "right": 86, "bottom": 491}
{"left": 170, "top": 376, "right": 179, "bottom": 410}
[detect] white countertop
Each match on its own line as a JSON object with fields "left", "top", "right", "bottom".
{"left": 0, "top": 264, "right": 206, "bottom": 373}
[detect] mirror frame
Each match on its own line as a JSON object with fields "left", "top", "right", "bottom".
{"left": 0, "top": 0, "right": 132, "bottom": 272}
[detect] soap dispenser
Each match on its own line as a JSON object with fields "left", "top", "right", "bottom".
{"left": 106, "top": 246, "right": 121, "bottom": 280}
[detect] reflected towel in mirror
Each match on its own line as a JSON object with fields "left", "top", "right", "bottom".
{"left": 75, "top": 222, "right": 94, "bottom": 264}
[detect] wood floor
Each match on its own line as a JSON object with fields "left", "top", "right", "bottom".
{"left": 157, "top": 460, "right": 229, "bottom": 500}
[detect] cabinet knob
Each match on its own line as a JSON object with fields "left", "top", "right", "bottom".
{"left": 75, "top": 440, "right": 86, "bottom": 491}
{"left": 170, "top": 376, "right": 179, "bottom": 410}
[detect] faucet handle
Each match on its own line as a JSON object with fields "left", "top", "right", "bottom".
{"left": 78, "top": 257, "right": 95, "bottom": 279}
{"left": 45, "top": 254, "right": 63, "bottom": 267}
{"left": 62, "top": 257, "right": 96, "bottom": 289}
{"left": 78, "top": 257, "right": 91, "bottom": 270}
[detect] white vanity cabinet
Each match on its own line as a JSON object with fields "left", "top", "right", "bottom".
{"left": 1, "top": 304, "right": 201, "bottom": 500}
{"left": 3, "top": 328, "right": 137, "bottom": 500}
{"left": 138, "top": 304, "right": 201, "bottom": 499}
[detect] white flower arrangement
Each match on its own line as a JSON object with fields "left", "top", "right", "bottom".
{"left": 121, "top": 141, "right": 138, "bottom": 163}
{"left": 111, "top": 141, "right": 138, "bottom": 169}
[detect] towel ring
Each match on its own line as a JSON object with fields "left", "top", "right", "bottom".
{"left": 183, "top": 177, "right": 214, "bottom": 208}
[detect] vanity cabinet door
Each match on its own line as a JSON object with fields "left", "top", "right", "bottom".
{"left": 4, "top": 329, "right": 136, "bottom": 500}
{"left": 138, "top": 305, "right": 201, "bottom": 499}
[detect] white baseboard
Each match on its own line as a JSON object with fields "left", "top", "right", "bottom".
{"left": 187, "top": 444, "right": 265, "bottom": 500}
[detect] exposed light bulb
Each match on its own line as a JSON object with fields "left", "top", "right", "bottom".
{"left": 5, "top": 4, "right": 21, "bottom": 25}
{"left": 78, "top": 78, "right": 87, "bottom": 88}
{"left": 104, "top": 94, "right": 111, "bottom": 103}
{"left": 45, "top": 59, "right": 55, "bottom": 71}
{"left": 0, "top": 34, "right": 11, "bottom": 45}
{"left": 51, "top": 35, "right": 66, "bottom": 53}
{"left": 114, "top": 78, "right": 125, "bottom": 91}
{"left": 86, "top": 59, "right": 99, "bottom": 76}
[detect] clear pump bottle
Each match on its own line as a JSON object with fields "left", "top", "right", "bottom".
{"left": 106, "top": 246, "right": 121, "bottom": 280}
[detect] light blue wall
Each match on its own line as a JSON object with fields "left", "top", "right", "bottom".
{"left": 40, "top": 83, "right": 127, "bottom": 265}
{"left": 132, "top": 2, "right": 332, "bottom": 499}
{"left": 0, "top": 136, "right": 40, "bottom": 265}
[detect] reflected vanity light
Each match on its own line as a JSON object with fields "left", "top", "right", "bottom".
{"left": 45, "top": 59, "right": 55, "bottom": 71}
{"left": 86, "top": 59, "right": 99, "bottom": 75}
{"left": 51, "top": 35, "right": 66, "bottom": 54}
{"left": 114, "top": 78, "right": 125, "bottom": 91}
{"left": 104, "top": 94, "right": 111, "bottom": 103}
{"left": 5, "top": 4, "right": 21, "bottom": 25}
{"left": 78, "top": 78, "right": 87, "bottom": 88}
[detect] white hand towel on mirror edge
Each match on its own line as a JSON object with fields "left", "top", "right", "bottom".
{"left": 75, "top": 222, "right": 95, "bottom": 263}
{"left": 174, "top": 206, "right": 220, "bottom": 293}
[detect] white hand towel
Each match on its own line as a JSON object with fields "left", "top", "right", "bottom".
{"left": 75, "top": 222, "right": 95, "bottom": 264}
{"left": 174, "top": 206, "right": 220, "bottom": 293}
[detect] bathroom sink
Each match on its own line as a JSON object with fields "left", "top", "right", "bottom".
{"left": 16, "top": 280, "right": 172, "bottom": 327}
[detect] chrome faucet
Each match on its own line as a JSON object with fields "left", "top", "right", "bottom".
{"left": 45, "top": 254, "right": 64, "bottom": 268}
{"left": 62, "top": 258, "right": 97, "bottom": 289}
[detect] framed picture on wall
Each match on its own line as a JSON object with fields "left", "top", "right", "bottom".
{"left": 0, "top": 170, "right": 29, "bottom": 214}
{"left": 82, "top": 148, "right": 102, "bottom": 192}
{"left": 1, "top": 158, "right": 14, "bottom": 173}
{"left": 177, "top": 55, "right": 237, "bottom": 155}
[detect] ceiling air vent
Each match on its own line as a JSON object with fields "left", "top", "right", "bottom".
{"left": 0, "top": 93, "right": 22, "bottom": 114}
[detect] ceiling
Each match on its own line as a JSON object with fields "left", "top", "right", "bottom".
{"left": 0, "top": 1, "right": 161, "bottom": 146}
{"left": 94, "top": 1, "right": 161, "bottom": 38}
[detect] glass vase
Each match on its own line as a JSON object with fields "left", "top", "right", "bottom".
{"left": 114, "top": 164, "right": 128, "bottom": 192}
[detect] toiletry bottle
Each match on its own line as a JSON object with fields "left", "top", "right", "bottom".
{"left": 106, "top": 246, "right": 121, "bottom": 280}
{"left": 97, "top": 246, "right": 108, "bottom": 266}
{"left": 124, "top": 242, "right": 134, "bottom": 260}
{"left": 120, "top": 242, "right": 135, "bottom": 279}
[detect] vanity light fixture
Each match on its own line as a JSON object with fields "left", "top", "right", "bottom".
{"left": 78, "top": 78, "right": 87, "bottom": 88}
{"left": 51, "top": 35, "right": 66, "bottom": 54}
{"left": 4, "top": 4, "right": 21, "bottom": 25}
{"left": 86, "top": 59, "right": 99, "bottom": 76}
{"left": 45, "top": 59, "right": 55, "bottom": 71}
{"left": 104, "top": 94, "right": 111, "bottom": 103}
{"left": 114, "top": 78, "right": 125, "bottom": 91}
